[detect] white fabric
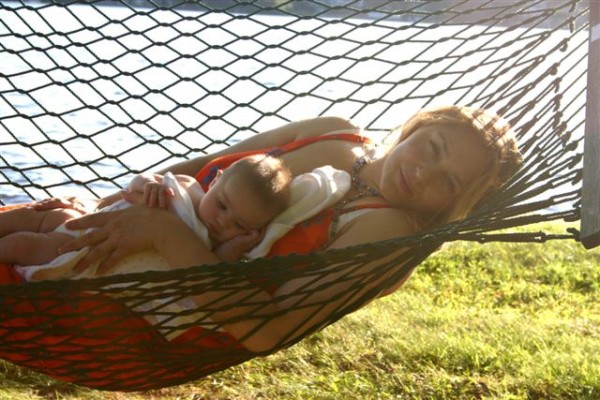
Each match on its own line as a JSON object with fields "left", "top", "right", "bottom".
{"left": 244, "top": 165, "right": 351, "bottom": 259}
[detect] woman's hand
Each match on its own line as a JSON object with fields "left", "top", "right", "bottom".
{"left": 59, "top": 205, "right": 176, "bottom": 274}
{"left": 31, "top": 196, "right": 100, "bottom": 214}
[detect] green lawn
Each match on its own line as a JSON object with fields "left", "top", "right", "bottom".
{"left": 1, "top": 222, "right": 599, "bottom": 399}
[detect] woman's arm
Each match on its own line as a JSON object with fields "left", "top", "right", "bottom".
{"left": 158, "top": 116, "right": 358, "bottom": 176}
{"left": 35, "top": 117, "right": 356, "bottom": 212}
{"left": 59, "top": 205, "right": 214, "bottom": 274}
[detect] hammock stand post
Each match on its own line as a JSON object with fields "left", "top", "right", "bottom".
{"left": 581, "top": 0, "right": 600, "bottom": 249}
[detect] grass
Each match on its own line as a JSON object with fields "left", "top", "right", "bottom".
{"left": 1, "top": 222, "right": 599, "bottom": 399}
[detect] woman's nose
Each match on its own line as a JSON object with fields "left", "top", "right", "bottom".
{"left": 415, "top": 164, "right": 442, "bottom": 186}
{"left": 415, "top": 164, "right": 433, "bottom": 182}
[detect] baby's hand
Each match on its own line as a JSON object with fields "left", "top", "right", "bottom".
{"left": 143, "top": 182, "right": 174, "bottom": 209}
{"left": 214, "top": 230, "right": 262, "bottom": 263}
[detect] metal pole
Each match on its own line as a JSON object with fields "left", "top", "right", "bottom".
{"left": 581, "top": 0, "right": 600, "bottom": 248}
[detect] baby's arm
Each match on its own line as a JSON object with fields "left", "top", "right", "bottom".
{"left": 0, "top": 207, "right": 82, "bottom": 266}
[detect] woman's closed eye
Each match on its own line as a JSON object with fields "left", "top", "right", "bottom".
{"left": 235, "top": 221, "right": 246, "bottom": 230}
{"left": 429, "top": 140, "right": 441, "bottom": 160}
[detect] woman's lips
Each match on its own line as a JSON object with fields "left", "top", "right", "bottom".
{"left": 397, "top": 167, "right": 413, "bottom": 196}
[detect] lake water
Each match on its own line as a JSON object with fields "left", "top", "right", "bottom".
{"left": 0, "top": 1, "right": 589, "bottom": 209}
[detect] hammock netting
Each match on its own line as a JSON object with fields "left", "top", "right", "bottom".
{"left": 0, "top": 0, "right": 592, "bottom": 391}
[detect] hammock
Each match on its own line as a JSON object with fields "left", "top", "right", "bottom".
{"left": 0, "top": 0, "right": 594, "bottom": 391}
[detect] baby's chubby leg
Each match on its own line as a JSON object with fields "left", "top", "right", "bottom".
{"left": 0, "top": 206, "right": 82, "bottom": 236}
{"left": 0, "top": 230, "right": 74, "bottom": 265}
{"left": 0, "top": 207, "right": 83, "bottom": 265}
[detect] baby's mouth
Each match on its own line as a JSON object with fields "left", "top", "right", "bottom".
{"left": 206, "top": 221, "right": 220, "bottom": 237}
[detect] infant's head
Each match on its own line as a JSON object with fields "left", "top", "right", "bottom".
{"left": 199, "top": 154, "right": 292, "bottom": 243}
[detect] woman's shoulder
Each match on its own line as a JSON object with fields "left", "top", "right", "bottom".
{"left": 328, "top": 206, "right": 417, "bottom": 250}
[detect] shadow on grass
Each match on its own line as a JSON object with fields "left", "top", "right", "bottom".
{"left": 0, "top": 361, "right": 88, "bottom": 399}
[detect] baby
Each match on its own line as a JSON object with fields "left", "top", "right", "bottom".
{"left": 128, "top": 154, "right": 292, "bottom": 262}
{"left": 1, "top": 154, "right": 291, "bottom": 280}
{"left": 2, "top": 156, "right": 348, "bottom": 340}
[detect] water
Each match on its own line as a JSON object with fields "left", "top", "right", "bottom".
{"left": 0, "top": 1, "right": 588, "bottom": 208}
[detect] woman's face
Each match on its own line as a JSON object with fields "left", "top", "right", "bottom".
{"left": 379, "top": 123, "right": 488, "bottom": 214}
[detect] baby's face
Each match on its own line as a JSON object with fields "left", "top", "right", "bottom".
{"left": 198, "top": 173, "right": 275, "bottom": 243}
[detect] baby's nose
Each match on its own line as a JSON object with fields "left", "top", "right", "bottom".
{"left": 216, "top": 215, "right": 230, "bottom": 230}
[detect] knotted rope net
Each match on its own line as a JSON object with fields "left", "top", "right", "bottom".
{"left": 0, "top": 0, "right": 591, "bottom": 391}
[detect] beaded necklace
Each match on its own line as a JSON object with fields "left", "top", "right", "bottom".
{"left": 327, "top": 154, "right": 381, "bottom": 243}
{"left": 351, "top": 154, "right": 381, "bottom": 198}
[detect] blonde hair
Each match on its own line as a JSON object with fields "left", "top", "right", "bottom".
{"left": 391, "top": 105, "right": 522, "bottom": 229}
{"left": 224, "top": 154, "right": 292, "bottom": 216}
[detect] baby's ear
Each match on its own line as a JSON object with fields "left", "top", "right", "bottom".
{"left": 256, "top": 226, "right": 267, "bottom": 242}
{"left": 209, "top": 169, "right": 224, "bottom": 189}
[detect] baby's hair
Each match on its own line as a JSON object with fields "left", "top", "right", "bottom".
{"left": 224, "top": 154, "right": 292, "bottom": 217}
{"left": 394, "top": 105, "right": 523, "bottom": 229}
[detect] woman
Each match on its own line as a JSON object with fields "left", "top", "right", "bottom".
{"left": 0, "top": 105, "right": 521, "bottom": 390}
